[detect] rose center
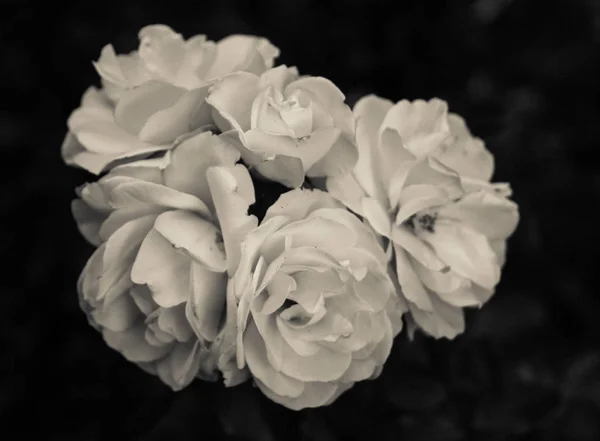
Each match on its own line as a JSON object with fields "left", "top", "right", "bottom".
{"left": 270, "top": 90, "right": 313, "bottom": 139}
{"left": 405, "top": 212, "right": 438, "bottom": 234}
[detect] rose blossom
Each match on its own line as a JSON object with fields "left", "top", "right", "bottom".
{"left": 75, "top": 131, "right": 258, "bottom": 389}
{"left": 328, "top": 96, "right": 519, "bottom": 339}
{"left": 62, "top": 24, "right": 280, "bottom": 174}
{"left": 206, "top": 65, "right": 357, "bottom": 188}
{"left": 206, "top": 189, "right": 405, "bottom": 410}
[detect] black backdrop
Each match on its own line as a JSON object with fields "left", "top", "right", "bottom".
{"left": 2, "top": 0, "right": 600, "bottom": 439}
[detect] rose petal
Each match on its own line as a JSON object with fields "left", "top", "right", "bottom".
{"left": 114, "top": 81, "right": 185, "bottom": 136}
{"left": 361, "top": 196, "right": 391, "bottom": 237}
{"left": 98, "top": 215, "right": 156, "bottom": 307}
{"left": 276, "top": 315, "right": 323, "bottom": 356}
{"left": 206, "top": 35, "right": 280, "bottom": 80}
{"left": 438, "top": 190, "right": 519, "bottom": 240}
{"left": 71, "top": 199, "right": 105, "bottom": 246}
{"left": 138, "top": 25, "right": 186, "bottom": 79}
{"left": 243, "top": 320, "right": 305, "bottom": 397}
{"left": 206, "top": 72, "right": 260, "bottom": 132}
{"left": 437, "top": 113, "right": 494, "bottom": 181}
{"left": 98, "top": 206, "right": 164, "bottom": 242}
{"left": 92, "top": 45, "right": 127, "bottom": 86}
{"left": 285, "top": 76, "right": 353, "bottom": 136}
{"left": 380, "top": 99, "right": 449, "bottom": 145}
{"left": 254, "top": 378, "right": 340, "bottom": 411}
{"left": 185, "top": 262, "right": 227, "bottom": 342}
{"left": 103, "top": 323, "right": 171, "bottom": 363}
{"left": 157, "top": 304, "right": 194, "bottom": 342}
{"left": 130, "top": 228, "right": 192, "bottom": 308}
{"left": 394, "top": 184, "right": 451, "bottom": 224}
{"left": 154, "top": 210, "right": 226, "bottom": 272}
{"left": 352, "top": 95, "right": 394, "bottom": 201}
{"left": 258, "top": 65, "right": 298, "bottom": 91}
{"left": 129, "top": 285, "right": 157, "bottom": 316}
{"left": 254, "top": 313, "right": 352, "bottom": 382}
{"left": 423, "top": 221, "right": 500, "bottom": 290}
{"left": 308, "top": 132, "right": 358, "bottom": 180}
{"left": 264, "top": 188, "right": 342, "bottom": 223}
{"left": 391, "top": 226, "right": 447, "bottom": 271}
{"left": 206, "top": 165, "right": 258, "bottom": 276}
{"left": 261, "top": 216, "right": 357, "bottom": 264}
{"left": 92, "top": 292, "right": 140, "bottom": 332}
{"left": 310, "top": 207, "right": 389, "bottom": 269}
{"left": 289, "top": 271, "right": 346, "bottom": 313}
{"left": 408, "top": 293, "right": 465, "bottom": 339}
{"left": 163, "top": 131, "right": 240, "bottom": 206}
{"left": 138, "top": 85, "right": 213, "bottom": 144}
{"left": 326, "top": 172, "right": 367, "bottom": 216}
{"left": 255, "top": 272, "right": 297, "bottom": 315}
{"left": 156, "top": 340, "right": 204, "bottom": 391}
{"left": 393, "top": 244, "right": 434, "bottom": 312}
{"left": 109, "top": 180, "right": 212, "bottom": 219}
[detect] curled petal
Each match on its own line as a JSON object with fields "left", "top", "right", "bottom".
{"left": 352, "top": 95, "right": 394, "bottom": 201}
{"left": 207, "top": 165, "right": 258, "bottom": 276}
{"left": 258, "top": 65, "right": 298, "bottom": 91}
{"left": 99, "top": 215, "right": 156, "bottom": 307}
{"left": 263, "top": 188, "right": 342, "bottom": 223}
{"left": 285, "top": 76, "right": 354, "bottom": 136}
{"left": 206, "top": 72, "right": 260, "bottom": 132}
{"left": 130, "top": 228, "right": 191, "bottom": 308}
{"left": 154, "top": 210, "right": 227, "bottom": 272}
{"left": 138, "top": 24, "right": 186, "bottom": 79}
{"left": 108, "top": 180, "right": 212, "bottom": 219}
{"left": 255, "top": 313, "right": 352, "bottom": 382}
{"left": 163, "top": 131, "right": 241, "bottom": 206}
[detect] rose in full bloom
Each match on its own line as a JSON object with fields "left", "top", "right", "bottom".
{"left": 75, "top": 131, "right": 258, "bottom": 389}
{"left": 208, "top": 189, "right": 404, "bottom": 410}
{"left": 206, "top": 65, "right": 357, "bottom": 188}
{"left": 328, "top": 96, "right": 519, "bottom": 339}
{"left": 62, "top": 24, "right": 280, "bottom": 174}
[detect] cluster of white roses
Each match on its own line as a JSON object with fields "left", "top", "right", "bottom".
{"left": 63, "top": 25, "right": 519, "bottom": 410}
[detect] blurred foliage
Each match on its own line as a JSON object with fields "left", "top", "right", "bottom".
{"left": 1, "top": 0, "right": 600, "bottom": 439}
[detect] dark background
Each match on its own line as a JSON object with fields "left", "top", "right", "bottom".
{"left": 2, "top": 0, "right": 600, "bottom": 439}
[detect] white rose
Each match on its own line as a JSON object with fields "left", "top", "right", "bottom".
{"left": 62, "top": 25, "right": 280, "bottom": 175}
{"left": 208, "top": 189, "right": 404, "bottom": 410}
{"left": 75, "top": 131, "right": 257, "bottom": 389}
{"left": 328, "top": 95, "right": 519, "bottom": 339}
{"left": 206, "top": 65, "right": 358, "bottom": 188}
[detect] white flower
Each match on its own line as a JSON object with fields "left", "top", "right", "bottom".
{"left": 74, "top": 131, "right": 257, "bottom": 389}
{"left": 207, "top": 189, "right": 404, "bottom": 410}
{"left": 206, "top": 65, "right": 357, "bottom": 188}
{"left": 328, "top": 95, "right": 519, "bottom": 339}
{"left": 62, "top": 25, "right": 280, "bottom": 175}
